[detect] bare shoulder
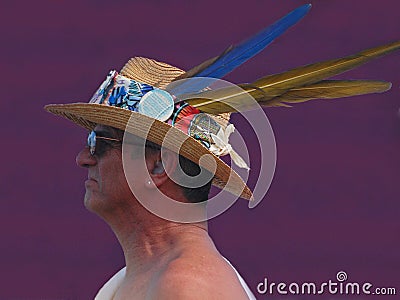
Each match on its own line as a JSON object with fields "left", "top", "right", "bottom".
{"left": 148, "top": 251, "right": 249, "bottom": 300}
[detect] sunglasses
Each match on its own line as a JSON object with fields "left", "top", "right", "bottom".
{"left": 87, "top": 130, "right": 122, "bottom": 156}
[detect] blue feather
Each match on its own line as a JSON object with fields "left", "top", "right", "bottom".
{"left": 196, "top": 4, "right": 311, "bottom": 78}
{"left": 168, "top": 4, "right": 311, "bottom": 97}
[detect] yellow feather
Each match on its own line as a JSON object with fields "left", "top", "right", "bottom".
{"left": 245, "top": 40, "right": 400, "bottom": 101}
{"left": 184, "top": 40, "right": 400, "bottom": 114}
{"left": 264, "top": 80, "right": 392, "bottom": 107}
{"left": 186, "top": 80, "right": 392, "bottom": 113}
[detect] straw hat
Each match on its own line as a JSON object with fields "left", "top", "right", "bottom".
{"left": 45, "top": 57, "right": 253, "bottom": 200}
{"left": 44, "top": 2, "right": 399, "bottom": 203}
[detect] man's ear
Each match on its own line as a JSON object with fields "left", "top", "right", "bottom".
{"left": 147, "top": 149, "right": 179, "bottom": 187}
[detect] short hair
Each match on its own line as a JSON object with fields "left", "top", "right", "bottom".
{"left": 112, "top": 127, "right": 212, "bottom": 203}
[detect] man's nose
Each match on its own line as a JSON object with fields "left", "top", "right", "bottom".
{"left": 76, "top": 147, "right": 97, "bottom": 168}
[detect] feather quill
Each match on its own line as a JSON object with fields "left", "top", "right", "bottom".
{"left": 183, "top": 40, "right": 400, "bottom": 113}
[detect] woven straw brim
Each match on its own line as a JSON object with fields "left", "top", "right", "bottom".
{"left": 45, "top": 103, "right": 253, "bottom": 200}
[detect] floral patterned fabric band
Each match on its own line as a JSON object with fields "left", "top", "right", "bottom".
{"left": 89, "top": 71, "right": 249, "bottom": 170}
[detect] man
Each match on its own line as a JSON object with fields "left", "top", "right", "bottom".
{"left": 47, "top": 56, "right": 257, "bottom": 299}
{"left": 76, "top": 124, "right": 255, "bottom": 299}
{"left": 45, "top": 4, "right": 400, "bottom": 299}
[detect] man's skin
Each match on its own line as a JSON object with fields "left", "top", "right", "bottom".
{"left": 76, "top": 124, "right": 250, "bottom": 299}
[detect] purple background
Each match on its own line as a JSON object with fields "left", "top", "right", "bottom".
{"left": 1, "top": 0, "right": 399, "bottom": 299}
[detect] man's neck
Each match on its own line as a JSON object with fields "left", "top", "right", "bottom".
{"left": 109, "top": 206, "right": 210, "bottom": 277}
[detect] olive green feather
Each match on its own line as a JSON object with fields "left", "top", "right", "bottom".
{"left": 264, "top": 80, "right": 392, "bottom": 107}
{"left": 186, "top": 80, "right": 391, "bottom": 113}
{"left": 184, "top": 40, "right": 400, "bottom": 113}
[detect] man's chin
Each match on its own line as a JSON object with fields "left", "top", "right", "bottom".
{"left": 83, "top": 191, "right": 97, "bottom": 212}
{"left": 83, "top": 192, "right": 112, "bottom": 215}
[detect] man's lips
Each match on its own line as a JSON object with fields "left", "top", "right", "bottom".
{"left": 87, "top": 177, "right": 98, "bottom": 182}
{"left": 85, "top": 177, "right": 97, "bottom": 187}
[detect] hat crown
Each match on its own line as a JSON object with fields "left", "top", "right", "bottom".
{"left": 120, "top": 57, "right": 185, "bottom": 89}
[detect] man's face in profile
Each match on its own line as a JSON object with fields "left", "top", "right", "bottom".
{"left": 76, "top": 125, "right": 138, "bottom": 217}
